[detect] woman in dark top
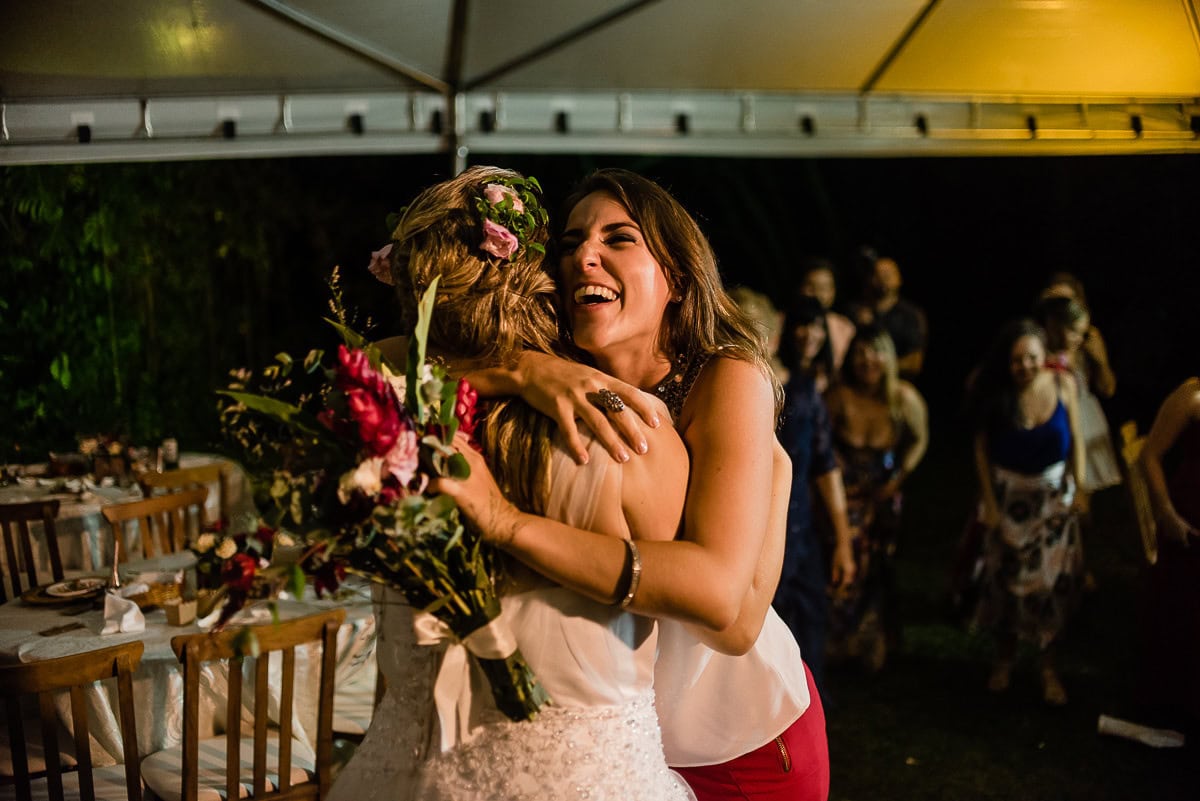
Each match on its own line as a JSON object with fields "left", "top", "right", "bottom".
{"left": 773, "top": 295, "right": 856, "bottom": 697}
{"left": 968, "top": 319, "right": 1086, "bottom": 705}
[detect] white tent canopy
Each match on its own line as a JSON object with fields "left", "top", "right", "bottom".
{"left": 3, "top": 0, "right": 1200, "bottom": 165}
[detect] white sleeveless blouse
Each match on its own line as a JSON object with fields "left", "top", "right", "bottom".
{"left": 654, "top": 607, "right": 811, "bottom": 766}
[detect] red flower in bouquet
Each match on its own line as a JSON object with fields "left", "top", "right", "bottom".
{"left": 455, "top": 379, "right": 479, "bottom": 440}
{"left": 222, "top": 552, "right": 259, "bottom": 593}
{"left": 336, "top": 345, "right": 403, "bottom": 456}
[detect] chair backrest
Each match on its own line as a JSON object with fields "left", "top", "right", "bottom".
{"left": 1120, "top": 420, "right": 1158, "bottom": 565}
{"left": 137, "top": 462, "right": 232, "bottom": 525}
{"left": 0, "top": 640, "right": 143, "bottom": 801}
{"left": 0, "top": 500, "right": 64, "bottom": 603}
{"left": 170, "top": 608, "right": 345, "bottom": 801}
{"left": 101, "top": 487, "right": 208, "bottom": 561}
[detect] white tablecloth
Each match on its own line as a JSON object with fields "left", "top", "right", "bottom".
{"left": 0, "top": 565, "right": 376, "bottom": 767}
{"left": 0, "top": 453, "right": 254, "bottom": 573}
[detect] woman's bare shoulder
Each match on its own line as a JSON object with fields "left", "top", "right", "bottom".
{"left": 693, "top": 355, "right": 774, "bottom": 403}
{"left": 897, "top": 379, "right": 924, "bottom": 404}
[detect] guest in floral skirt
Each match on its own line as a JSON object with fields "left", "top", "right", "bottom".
{"left": 824, "top": 324, "right": 927, "bottom": 672}
{"left": 967, "top": 319, "right": 1087, "bottom": 705}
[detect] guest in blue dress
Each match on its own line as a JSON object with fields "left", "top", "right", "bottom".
{"left": 773, "top": 296, "right": 856, "bottom": 697}
{"left": 966, "top": 319, "right": 1087, "bottom": 705}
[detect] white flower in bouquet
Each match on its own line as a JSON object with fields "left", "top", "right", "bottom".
{"left": 338, "top": 457, "right": 384, "bottom": 503}
{"left": 215, "top": 538, "right": 238, "bottom": 559}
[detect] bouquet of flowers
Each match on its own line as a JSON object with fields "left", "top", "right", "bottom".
{"left": 216, "top": 276, "right": 548, "bottom": 722}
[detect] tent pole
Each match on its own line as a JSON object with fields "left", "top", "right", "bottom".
{"left": 242, "top": 0, "right": 447, "bottom": 92}
{"left": 859, "top": 0, "right": 941, "bottom": 95}
{"left": 445, "top": 0, "right": 469, "bottom": 174}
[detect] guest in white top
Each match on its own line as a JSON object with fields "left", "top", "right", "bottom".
{"left": 440, "top": 169, "right": 829, "bottom": 801}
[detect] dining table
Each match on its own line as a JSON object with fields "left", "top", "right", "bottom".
{"left": 0, "top": 553, "right": 377, "bottom": 768}
{"left": 0, "top": 452, "right": 256, "bottom": 574}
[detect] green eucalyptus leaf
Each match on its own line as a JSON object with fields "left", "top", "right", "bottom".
{"left": 325, "top": 318, "right": 369, "bottom": 351}
{"left": 447, "top": 452, "right": 471, "bottom": 479}
{"left": 217, "top": 390, "right": 335, "bottom": 442}
{"left": 407, "top": 277, "right": 439, "bottom": 415}
{"left": 427, "top": 493, "right": 458, "bottom": 518}
{"left": 288, "top": 564, "right": 307, "bottom": 598}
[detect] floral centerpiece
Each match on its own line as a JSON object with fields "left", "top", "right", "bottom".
{"left": 216, "top": 275, "right": 548, "bottom": 723}
{"left": 188, "top": 519, "right": 292, "bottom": 592}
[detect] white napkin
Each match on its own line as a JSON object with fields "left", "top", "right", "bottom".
{"left": 100, "top": 586, "right": 146, "bottom": 634}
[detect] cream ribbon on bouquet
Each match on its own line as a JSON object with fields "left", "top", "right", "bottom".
{"left": 412, "top": 611, "right": 519, "bottom": 751}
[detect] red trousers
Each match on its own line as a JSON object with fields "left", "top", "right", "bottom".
{"left": 673, "top": 663, "right": 829, "bottom": 801}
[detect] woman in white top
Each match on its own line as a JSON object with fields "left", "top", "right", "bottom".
{"left": 438, "top": 169, "right": 829, "bottom": 801}
{"left": 328, "top": 166, "right": 694, "bottom": 801}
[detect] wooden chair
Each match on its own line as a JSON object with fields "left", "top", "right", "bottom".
{"left": 0, "top": 500, "right": 64, "bottom": 603}
{"left": 139, "top": 608, "right": 345, "bottom": 801}
{"left": 1120, "top": 421, "right": 1158, "bottom": 565}
{"left": 137, "top": 463, "right": 233, "bottom": 527}
{"left": 101, "top": 487, "right": 208, "bottom": 562}
{"left": 0, "top": 640, "right": 144, "bottom": 801}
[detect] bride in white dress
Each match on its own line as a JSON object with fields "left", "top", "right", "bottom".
{"left": 327, "top": 166, "right": 694, "bottom": 801}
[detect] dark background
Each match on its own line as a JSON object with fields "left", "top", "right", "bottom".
{"left": 338, "top": 151, "right": 1200, "bottom": 436}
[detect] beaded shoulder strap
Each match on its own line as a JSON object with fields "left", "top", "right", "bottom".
{"left": 654, "top": 351, "right": 712, "bottom": 420}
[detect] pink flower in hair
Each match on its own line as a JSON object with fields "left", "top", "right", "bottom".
{"left": 483, "top": 183, "right": 524, "bottom": 214}
{"left": 480, "top": 219, "right": 519, "bottom": 260}
{"left": 368, "top": 243, "right": 394, "bottom": 285}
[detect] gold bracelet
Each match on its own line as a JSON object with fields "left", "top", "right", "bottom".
{"left": 618, "top": 538, "right": 642, "bottom": 610}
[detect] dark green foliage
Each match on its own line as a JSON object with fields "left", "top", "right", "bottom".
{"left": 0, "top": 161, "right": 333, "bottom": 460}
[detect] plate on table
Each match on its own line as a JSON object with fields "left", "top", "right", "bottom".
{"left": 46, "top": 577, "right": 106, "bottom": 597}
{"left": 21, "top": 577, "right": 106, "bottom": 605}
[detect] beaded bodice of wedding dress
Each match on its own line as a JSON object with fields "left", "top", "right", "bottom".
{"left": 328, "top": 436, "right": 693, "bottom": 801}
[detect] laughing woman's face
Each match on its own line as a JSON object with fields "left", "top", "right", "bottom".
{"left": 557, "top": 191, "right": 674, "bottom": 364}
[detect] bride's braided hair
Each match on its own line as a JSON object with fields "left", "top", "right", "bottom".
{"left": 390, "top": 167, "right": 560, "bottom": 368}
{"left": 389, "top": 166, "right": 560, "bottom": 517}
